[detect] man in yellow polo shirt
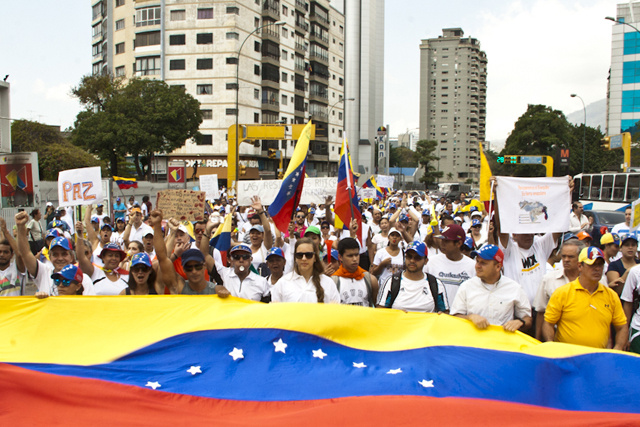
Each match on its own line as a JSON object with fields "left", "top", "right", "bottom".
{"left": 542, "top": 246, "right": 628, "bottom": 349}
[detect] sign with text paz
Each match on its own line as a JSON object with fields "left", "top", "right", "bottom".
{"left": 58, "top": 167, "right": 103, "bottom": 208}
{"left": 156, "top": 189, "right": 206, "bottom": 222}
{"left": 168, "top": 161, "right": 186, "bottom": 189}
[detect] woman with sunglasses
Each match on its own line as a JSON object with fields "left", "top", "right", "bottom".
{"left": 35, "top": 264, "right": 86, "bottom": 298}
{"left": 120, "top": 253, "right": 160, "bottom": 295}
{"left": 271, "top": 237, "right": 339, "bottom": 303}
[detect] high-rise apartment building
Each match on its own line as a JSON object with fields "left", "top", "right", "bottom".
{"left": 91, "top": 0, "right": 345, "bottom": 182}
{"left": 418, "top": 28, "right": 487, "bottom": 184}
{"left": 344, "top": 0, "right": 384, "bottom": 183}
{"left": 607, "top": 1, "right": 640, "bottom": 136}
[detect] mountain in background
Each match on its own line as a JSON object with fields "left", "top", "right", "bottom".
{"left": 565, "top": 98, "right": 606, "bottom": 131}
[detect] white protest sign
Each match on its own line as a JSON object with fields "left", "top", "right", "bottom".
{"left": 495, "top": 176, "right": 570, "bottom": 234}
{"left": 631, "top": 198, "right": 640, "bottom": 232}
{"left": 58, "top": 167, "right": 103, "bottom": 207}
{"left": 376, "top": 174, "right": 394, "bottom": 188}
{"left": 199, "top": 174, "right": 220, "bottom": 200}
{"left": 359, "top": 188, "right": 376, "bottom": 199}
{"left": 237, "top": 177, "right": 337, "bottom": 206}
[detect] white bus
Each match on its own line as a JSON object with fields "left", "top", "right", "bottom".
{"left": 573, "top": 172, "right": 640, "bottom": 211}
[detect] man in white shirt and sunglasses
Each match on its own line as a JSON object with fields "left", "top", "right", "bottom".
{"left": 215, "top": 244, "right": 271, "bottom": 302}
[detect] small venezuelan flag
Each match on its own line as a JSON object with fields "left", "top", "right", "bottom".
{"left": 209, "top": 212, "right": 233, "bottom": 252}
{"left": 113, "top": 176, "right": 138, "bottom": 190}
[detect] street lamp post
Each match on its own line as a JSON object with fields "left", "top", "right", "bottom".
{"left": 606, "top": 16, "right": 640, "bottom": 33}
{"left": 327, "top": 97, "right": 354, "bottom": 175}
{"left": 234, "top": 20, "right": 285, "bottom": 193}
{"left": 570, "top": 94, "right": 586, "bottom": 174}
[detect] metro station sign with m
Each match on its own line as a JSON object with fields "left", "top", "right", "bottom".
{"left": 557, "top": 148, "right": 569, "bottom": 167}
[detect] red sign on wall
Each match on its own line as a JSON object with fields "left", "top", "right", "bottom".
{"left": 168, "top": 161, "right": 186, "bottom": 189}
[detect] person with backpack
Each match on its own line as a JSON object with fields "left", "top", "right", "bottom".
{"left": 332, "top": 237, "right": 379, "bottom": 307}
{"left": 450, "top": 245, "right": 532, "bottom": 332}
{"left": 376, "top": 241, "right": 448, "bottom": 313}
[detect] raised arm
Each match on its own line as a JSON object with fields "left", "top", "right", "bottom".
{"left": 324, "top": 196, "right": 334, "bottom": 226}
{"left": 490, "top": 177, "right": 510, "bottom": 248}
{"left": 0, "top": 217, "right": 24, "bottom": 273}
{"left": 75, "top": 221, "right": 95, "bottom": 277}
{"left": 82, "top": 205, "right": 99, "bottom": 250}
{"left": 252, "top": 196, "right": 272, "bottom": 250}
{"left": 201, "top": 218, "right": 217, "bottom": 273}
{"left": 14, "top": 212, "right": 38, "bottom": 277}
{"left": 122, "top": 215, "right": 134, "bottom": 248}
{"left": 150, "top": 211, "right": 179, "bottom": 293}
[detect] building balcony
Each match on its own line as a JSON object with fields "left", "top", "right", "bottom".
{"left": 295, "top": 84, "right": 306, "bottom": 96}
{"left": 295, "top": 20, "right": 309, "bottom": 33}
{"left": 262, "top": 27, "right": 280, "bottom": 43}
{"left": 261, "top": 78, "right": 280, "bottom": 90}
{"left": 309, "top": 91, "right": 328, "bottom": 103}
{"left": 262, "top": 98, "right": 280, "bottom": 112}
{"left": 310, "top": 11, "right": 330, "bottom": 26}
{"left": 309, "top": 32, "right": 329, "bottom": 47}
{"left": 295, "top": 42, "right": 307, "bottom": 55}
{"left": 310, "top": 51, "right": 328, "bottom": 65}
{"left": 262, "top": 1, "right": 281, "bottom": 20}
{"left": 295, "top": 0, "right": 309, "bottom": 14}
{"left": 261, "top": 52, "right": 280, "bottom": 67}
{"left": 309, "top": 72, "right": 329, "bottom": 83}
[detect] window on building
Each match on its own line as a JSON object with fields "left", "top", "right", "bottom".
{"left": 339, "top": 42, "right": 343, "bottom": 52}
{"left": 201, "top": 109, "right": 213, "bottom": 120}
{"left": 226, "top": 6, "right": 239, "bottom": 15}
{"left": 169, "top": 34, "right": 185, "bottom": 45}
{"left": 197, "top": 84, "right": 213, "bottom": 95}
{"left": 338, "top": 130, "right": 342, "bottom": 137}
{"left": 226, "top": 32, "right": 239, "bottom": 40}
{"left": 224, "top": 83, "right": 235, "bottom": 90}
{"left": 115, "top": 42, "right": 125, "bottom": 54}
{"left": 255, "top": 17, "right": 260, "bottom": 28}
{"left": 255, "top": 41, "right": 260, "bottom": 52}
{"left": 254, "top": 113, "right": 260, "bottom": 123}
{"left": 199, "top": 135, "right": 213, "bottom": 145}
{"left": 197, "top": 33, "right": 213, "bottom": 44}
{"left": 226, "top": 108, "right": 238, "bottom": 115}
{"left": 339, "top": 60, "right": 343, "bottom": 69}
{"left": 116, "top": 0, "right": 125, "bottom": 6}
{"left": 135, "top": 31, "right": 161, "bottom": 47}
{"left": 283, "top": 5, "right": 288, "bottom": 15}
{"left": 282, "top": 72, "right": 288, "bottom": 82}
{"left": 226, "top": 57, "right": 238, "bottom": 64}
{"left": 116, "top": 19, "right": 125, "bottom": 31}
{"left": 198, "top": 8, "right": 213, "bottom": 19}
{"left": 254, "top": 65, "right": 260, "bottom": 75}
{"left": 92, "top": 2, "right": 102, "bottom": 20}
{"left": 282, "top": 95, "right": 288, "bottom": 105}
{"left": 254, "top": 89, "right": 260, "bottom": 99}
{"left": 282, "top": 50, "right": 288, "bottom": 60}
{"left": 135, "top": 56, "right": 161, "bottom": 76}
{"left": 136, "top": 7, "right": 161, "bottom": 27}
{"left": 282, "top": 27, "right": 288, "bottom": 38}
{"left": 338, "top": 112, "right": 342, "bottom": 120}
{"left": 338, "top": 78, "right": 343, "bottom": 86}
{"left": 197, "top": 59, "right": 213, "bottom": 69}
{"left": 170, "top": 10, "right": 186, "bottom": 21}
{"left": 169, "top": 59, "right": 185, "bottom": 70}
{"left": 115, "top": 66, "right": 125, "bottom": 77}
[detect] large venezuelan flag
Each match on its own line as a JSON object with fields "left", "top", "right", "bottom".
{"left": 209, "top": 212, "right": 233, "bottom": 252}
{"left": 2, "top": 297, "right": 640, "bottom": 426}
{"left": 269, "top": 121, "right": 313, "bottom": 232}
{"left": 335, "top": 140, "right": 362, "bottom": 243}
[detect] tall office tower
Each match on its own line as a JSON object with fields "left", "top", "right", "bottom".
{"left": 90, "top": 0, "right": 345, "bottom": 182}
{"left": 418, "top": 28, "right": 487, "bottom": 184}
{"left": 607, "top": 1, "right": 640, "bottom": 136}
{"left": 344, "top": 0, "right": 384, "bottom": 183}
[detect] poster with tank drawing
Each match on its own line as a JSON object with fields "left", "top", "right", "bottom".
{"left": 495, "top": 176, "right": 570, "bottom": 234}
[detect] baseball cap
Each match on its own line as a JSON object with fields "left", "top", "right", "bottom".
{"left": 576, "top": 231, "right": 592, "bottom": 241}
{"left": 116, "top": 197, "right": 121, "bottom": 202}
{"left": 90, "top": 217, "right": 99, "bottom": 224}
{"left": 619, "top": 233, "right": 638, "bottom": 244}
{"left": 323, "top": 248, "right": 340, "bottom": 262}
{"left": 304, "top": 226, "right": 321, "bottom": 236}
{"left": 230, "top": 244, "right": 252, "bottom": 255}
{"left": 388, "top": 227, "right": 402, "bottom": 237}
{"left": 249, "top": 225, "right": 265, "bottom": 233}
{"left": 563, "top": 233, "right": 577, "bottom": 242}
{"left": 309, "top": 207, "right": 316, "bottom": 214}
{"left": 131, "top": 207, "right": 142, "bottom": 214}
{"left": 131, "top": 253, "right": 152, "bottom": 268}
{"left": 453, "top": 216, "right": 463, "bottom": 223}
{"left": 406, "top": 241, "right": 427, "bottom": 258}
{"left": 51, "top": 264, "right": 84, "bottom": 284}
{"left": 579, "top": 247, "right": 606, "bottom": 265}
{"left": 45, "top": 229, "right": 60, "bottom": 240}
{"left": 471, "top": 219, "right": 482, "bottom": 227}
{"left": 48, "top": 220, "right": 63, "bottom": 229}
{"left": 399, "top": 213, "right": 410, "bottom": 222}
{"left": 422, "top": 209, "right": 431, "bottom": 216}
{"left": 181, "top": 248, "right": 205, "bottom": 267}
{"left": 101, "top": 224, "right": 114, "bottom": 232}
{"left": 49, "top": 237, "right": 72, "bottom": 251}
{"left": 463, "top": 236, "right": 475, "bottom": 250}
{"left": 471, "top": 244, "right": 504, "bottom": 264}
{"left": 389, "top": 203, "right": 397, "bottom": 209}
{"left": 600, "top": 233, "right": 621, "bottom": 246}
{"left": 143, "top": 228, "right": 154, "bottom": 237}
{"left": 99, "top": 243, "right": 126, "bottom": 261}
{"left": 97, "top": 203, "right": 104, "bottom": 208}
{"left": 46, "top": 202, "right": 53, "bottom": 207}
{"left": 469, "top": 206, "right": 478, "bottom": 213}
{"left": 266, "top": 247, "right": 285, "bottom": 260}
{"left": 116, "top": 217, "right": 125, "bottom": 223}
{"left": 471, "top": 211, "right": 482, "bottom": 218}
{"left": 436, "top": 224, "right": 466, "bottom": 242}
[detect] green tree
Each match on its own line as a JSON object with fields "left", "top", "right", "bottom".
{"left": 11, "top": 120, "right": 106, "bottom": 180}
{"left": 568, "top": 124, "right": 620, "bottom": 176}
{"left": 70, "top": 75, "right": 203, "bottom": 178}
{"left": 415, "top": 139, "right": 443, "bottom": 187}
{"left": 389, "top": 146, "right": 418, "bottom": 168}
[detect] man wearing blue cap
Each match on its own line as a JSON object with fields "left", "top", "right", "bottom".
{"left": 113, "top": 197, "right": 127, "bottom": 222}
{"left": 92, "top": 203, "right": 108, "bottom": 229}
{"left": 451, "top": 244, "right": 532, "bottom": 332}
{"left": 377, "top": 241, "right": 447, "bottom": 312}
{"left": 214, "top": 244, "right": 271, "bottom": 301}
{"left": 35, "top": 264, "right": 86, "bottom": 298}
{"left": 84, "top": 205, "right": 114, "bottom": 268}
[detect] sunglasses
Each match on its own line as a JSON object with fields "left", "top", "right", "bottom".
{"left": 295, "top": 252, "right": 315, "bottom": 260}
{"left": 194, "top": 229, "right": 206, "bottom": 235}
{"left": 184, "top": 263, "right": 204, "bottom": 272}
{"left": 321, "top": 226, "right": 330, "bottom": 230}
{"left": 296, "top": 216, "right": 305, "bottom": 220}
{"left": 405, "top": 254, "right": 424, "bottom": 262}
{"left": 232, "top": 253, "right": 251, "bottom": 261}
{"left": 53, "top": 277, "right": 74, "bottom": 287}
{"left": 131, "top": 266, "right": 151, "bottom": 273}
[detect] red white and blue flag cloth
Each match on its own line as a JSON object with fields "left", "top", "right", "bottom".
{"left": 334, "top": 139, "right": 362, "bottom": 243}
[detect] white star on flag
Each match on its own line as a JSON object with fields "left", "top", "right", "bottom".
{"left": 295, "top": 172, "right": 299, "bottom": 176}
{"left": 145, "top": 381, "right": 161, "bottom": 389}
{"left": 312, "top": 349, "right": 327, "bottom": 359}
{"left": 187, "top": 366, "right": 202, "bottom": 375}
{"left": 353, "top": 362, "right": 367, "bottom": 368}
{"left": 229, "top": 347, "right": 244, "bottom": 361}
{"left": 273, "top": 339, "right": 288, "bottom": 353}
{"left": 387, "top": 368, "right": 402, "bottom": 374}
{"left": 419, "top": 380, "right": 434, "bottom": 388}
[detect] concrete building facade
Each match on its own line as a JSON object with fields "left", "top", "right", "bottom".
{"left": 344, "top": 0, "right": 384, "bottom": 183}
{"left": 418, "top": 28, "right": 487, "bottom": 184}
{"left": 91, "top": 0, "right": 345, "bottom": 182}
{"left": 0, "top": 81, "right": 10, "bottom": 152}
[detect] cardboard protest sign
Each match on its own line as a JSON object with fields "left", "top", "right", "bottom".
{"left": 58, "top": 167, "right": 103, "bottom": 207}
{"left": 237, "top": 177, "right": 337, "bottom": 206}
{"left": 199, "top": 174, "right": 220, "bottom": 200}
{"left": 376, "top": 175, "right": 394, "bottom": 188}
{"left": 495, "top": 176, "right": 570, "bottom": 234}
{"left": 156, "top": 189, "right": 206, "bottom": 221}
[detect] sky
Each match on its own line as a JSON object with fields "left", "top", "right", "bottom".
{"left": 0, "top": 0, "right": 621, "bottom": 149}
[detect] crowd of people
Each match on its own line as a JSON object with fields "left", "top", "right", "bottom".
{"left": 1, "top": 183, "right": 639, "bottom": 353}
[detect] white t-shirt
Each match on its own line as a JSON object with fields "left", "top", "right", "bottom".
{"left": 216, "top": 263, "right": 270, "bottom": 301}
{"left": 377, "top": 272, "right": 448, "bottom": 313}
{"left": 92, "top": 214, "right": 108, "bottom": 228}
{"left": 501, "top": 233, "right": 557, "bottom": 305}
{"left": 621, "top": 264, "right": 640, "bottom": 342}
{"left": 532, "top": 267, "right": 571, "bottom": 313}
{"left": 0, "top": 261, "right": 27, "bottom": 297}
{"left": 333, "top": 275, "right": 371, "bottom": 307}
{"left": 372, "top": 233, "right": 389, "bottom": 252}
{"left": 271, "top": 271, "right": 340, "bottom": 303}
{"left": 251, "top": 244, "right": 269, "bottom": 272}
{"left": 373, "top": 247, "right": 404, "bottom": 287}
{"left": 92, "top": 245, "right": 104, "bottom": 268}
{"left": 91, "top": 268, "right": 129, "bottom": 295}
{"left": 450, "top": 275, "right": 532, "bottom": 326}
{"left": 111, "top": 231, "right": 126, "bottom": 249}
{"left": 130, "top": 223, "right": 153, "bottom": 244}
{"left": 424, "top": 253, "right": 476, "bottom": 306}
{"left": 33, "top": 260, "right": 95, "bottom": 296}
{"left": 611, "top": 223, "right": 631, "bottom": 235}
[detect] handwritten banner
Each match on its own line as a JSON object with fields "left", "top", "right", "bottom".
{"left": 495, "top": 176, "right": 570, "bottom": 234}
{"left": 376, "top": 175, "right": 395, "bottom": 188}
{"left": 58, "top": 167, "right": 103, "bottom": 207}
{"left": 237, "top": 177, "right": 337, "bottom": 206}
{"left": 199, "top": 174, "right": 220, "bottom": 200}
{"left": 156, "top": 190, "right": 206, "bottom": 221}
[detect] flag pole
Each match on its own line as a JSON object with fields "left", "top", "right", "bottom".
{"left": 486, "top": 180, "right": 495, "bottom": 238}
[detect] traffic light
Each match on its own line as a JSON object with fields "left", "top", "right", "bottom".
{"left": 268, "top": 148, "right": 277, "bottom": 159}
{"left": 239, "top": 164, "right": 246, "bottom": 176}
{"left": 600, "top": 137, "right": 611, "bottom": 150}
